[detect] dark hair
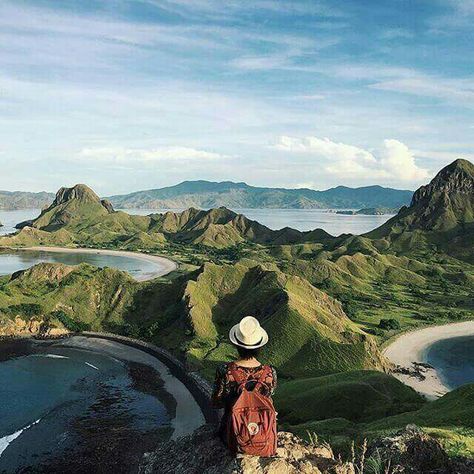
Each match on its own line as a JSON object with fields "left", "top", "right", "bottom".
{"left": 236, "top": 345, "right": 260, "bottom": 360}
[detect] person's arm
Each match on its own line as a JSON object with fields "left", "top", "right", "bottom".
{"left": 211, "top": 365, "right": 226, "bottom": 408}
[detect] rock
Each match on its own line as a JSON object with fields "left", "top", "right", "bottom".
{"left": 368, "top": 424, "right": 474, "bottom": 473}
{"left": 139, "top": 425, "right": 354, "bottom": 474}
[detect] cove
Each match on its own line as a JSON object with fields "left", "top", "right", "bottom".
{"left": 0, "top": 337, "right": 204, "bottom": 473}
{"left": 0, "top": 247, "right": 176, "bottom": 281}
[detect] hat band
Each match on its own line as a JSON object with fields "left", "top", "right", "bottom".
{"left": 235, "top": 333, "right": 263, "bottom": 347}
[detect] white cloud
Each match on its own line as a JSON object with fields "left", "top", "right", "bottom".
{"left": 274, "top": 136, "right": 429, "bottom": 183}
{"left": 379, "top": 139, "right": 429, "bottom": 181}
{"left": 78, "top": 146, "right": 227, "bottom": 163}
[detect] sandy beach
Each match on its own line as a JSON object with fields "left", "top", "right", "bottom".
{"left": 384, "top": 321, "right": 474, "bottom": 400}
{"left": 17, "top": 246, "right": 177, "bottom": 281}
{"left": 55, "top": 336, "right": 205, "bottom": 439}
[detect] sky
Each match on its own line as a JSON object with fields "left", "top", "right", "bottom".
{"left": 0, "top": 0, "right": 473, "bottom": 195}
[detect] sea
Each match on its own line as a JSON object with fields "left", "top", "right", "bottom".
{"left": 0, "top": 340, "right": 173, "bottom": 473}
{"left": 0, "top": 208, "right": 395, "bottom": 238}
{"left": 424, "top": 336, "right": 474, "bottom": 390}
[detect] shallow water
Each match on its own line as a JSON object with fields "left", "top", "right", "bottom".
{"left": 0, "top": 341, "right": 173, "bottom": 473}
{"left": 0, "top": 249, "right": 164, "bottom": 280}
{"left": 424, "top": 336, "right": 474, "bottom": 390}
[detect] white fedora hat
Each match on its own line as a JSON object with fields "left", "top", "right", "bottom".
{"left": 229, "top": 316, "right": 268, "bottom": 349}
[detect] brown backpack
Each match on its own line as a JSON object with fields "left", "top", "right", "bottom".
{"left": 226, "top": 363, "right": 277, "bottom": 457}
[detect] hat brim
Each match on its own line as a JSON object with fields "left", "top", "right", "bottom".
{"left": 229, "top": 324, "right": 269, "bottom": 349}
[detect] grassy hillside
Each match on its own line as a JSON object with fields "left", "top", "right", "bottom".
{"left": 366, "top": 159, "right": 474, "bottom": 263}
{"left": 145, "top": 260, "right": 389, "bottom": 379}
{"left": 275, "top": 370, "right": 424, "bottom": 425}
{"left": 0, "top": 263, "right": 137, "bottom": 336}
{"left": 365, "top": 384, "right": 474, "bottom": 457}
{"left": 278, "top": 373, "right": 474, "bottom": 457}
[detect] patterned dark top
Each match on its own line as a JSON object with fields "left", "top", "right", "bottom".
{"left": 211, "top": 363, "right": 277, "bottom": 409}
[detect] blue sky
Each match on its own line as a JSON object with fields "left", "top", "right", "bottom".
{"left": 0, "top": 0, "right": 473, "bottom": 194}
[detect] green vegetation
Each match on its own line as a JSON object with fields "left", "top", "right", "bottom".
{"left": 0, "top": 159, "right": 473, "bottom": 458}
{"left": 366, "top": 384, "right": 474, "bottom": 457}
{"left": 275, "top": 371, "right": 424, "bottom": 425}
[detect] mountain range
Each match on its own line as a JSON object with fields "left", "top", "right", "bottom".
{"left": 107, "top": 180, "right": 413, "bottom": 210}
{"left": 0, "top": 159, "right": 473, "bottom": 457}
{"left": 0, "top": 190, "right": 54, "bottom": 210}
{"left": 0, "top": 181, "right": 413, "bottom": 211}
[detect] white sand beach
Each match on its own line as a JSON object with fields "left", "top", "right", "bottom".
{"left": 56, "top": 336, "right": 205, "bottom": 440}
{"left": 18, "top": 246, "right": 177, "bottom": 281}
{"left": 384, "top": 321, "right": 474, "bottom": 400}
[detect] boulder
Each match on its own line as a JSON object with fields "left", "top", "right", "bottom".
{"left": 368, "top": 424, "right": 474, "bottom": 473}
{"left": 140, "top": 425, "right": 354, "bottom": 474}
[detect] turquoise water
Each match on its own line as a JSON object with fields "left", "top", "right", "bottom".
{"left": 425, "top": 336, "right": 474, "bottom": 390}
{"left": 0, "top": 250, "right": 163, "bottom": 280}
{"left": 0, "top": 341, "right": 173, "bottom": 472}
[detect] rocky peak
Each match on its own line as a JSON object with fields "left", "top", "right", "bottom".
{"left": 411, "top": 159, "right": 474, "bottom": 207}
{"left": 51, "top": 184, "right": 114, "bottom": 213}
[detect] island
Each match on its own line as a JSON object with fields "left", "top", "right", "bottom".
{"left": 0, "top": 159, "right": 473, "bottom": 467}
{"left": 335, "top": 207, "right": 398, "bottom": 215}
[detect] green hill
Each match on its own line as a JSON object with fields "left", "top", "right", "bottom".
{"left": 280, "top": 377, "right": 474, "bottom": 457}
{"left": 146, "top": 260, "right": 388, "bottom": 379}
{"left": 365, "top": 384, "right": 474, "bottom": 456}
{"left": 0, "top": 262, "right": 137, "bottom": 336}
{"left": 107, "top": 180, "right": 412, "bottom": 210}
{"left": 2, "top": 185, "right": 334, "bottom": 249}
{"left": 367, "top": 159, "right": 474, "bottom": 262}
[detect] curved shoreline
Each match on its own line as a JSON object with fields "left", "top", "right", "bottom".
{"left": 54, "top": 335, "right": 206, "bottom": 440}
{"left": 384, "top": 321, "right": 474, "bottom": 400}
{"left": 11, "top": 246, "right": 178, "bottom": 281}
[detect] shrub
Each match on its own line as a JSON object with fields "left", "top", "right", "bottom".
{"left": 3, "top": 303, "right": 43, "bottom": 317}
{"left": 378, "top": 318, "right": 401, "bottom": 331}
{"left": 52, "top": 310, "right": 90, "bottom": 332}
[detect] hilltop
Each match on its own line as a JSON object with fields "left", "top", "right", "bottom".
{"left": 107, "top": 180, "right": 413, "bottom": 210}
{"left": 2, "top": 185, "right": 334, "bottom": 248}
{"left": 367, "top": 159, "right": 474, "bottom": 262}
{"left": 0, "top": 160, "right": 473, "bottom": 459}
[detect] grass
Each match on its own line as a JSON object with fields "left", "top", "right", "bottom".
{"left": 0, "top": 175, "right": 473, "bottom": 458}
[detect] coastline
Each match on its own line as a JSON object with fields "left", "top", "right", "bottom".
{"left": 383, "top": 320, "right": 474, "bottom": 400}
{"left": 12, "top": 246, "right": 178, "bottom": 281}
{"left": 57, "top": 336, "right": 206, "bottom": 439}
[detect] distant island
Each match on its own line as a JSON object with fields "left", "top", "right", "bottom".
{"left": 334, "top": 207, "right": 398, "bottom": 215}
{"left": 0, "top": 190, "right": 55, "bottom": 211}
{"left": 0, "top": 159, "right": 473, "bottom": 466}
{"left": 0, "top": 181, "right": 413, "bottom": 211}
{"left": 106, "top": 180, "right": 413, "bottom": 210}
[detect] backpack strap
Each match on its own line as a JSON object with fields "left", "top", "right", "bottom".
{"left": 228, "top": 363, "right": 272, "bottom": 392}
{"left": 254, "top": 365, "right": 272, "bottom": 389}
{"left": 228, "top": 362, "right": 249, "bottom": 391}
